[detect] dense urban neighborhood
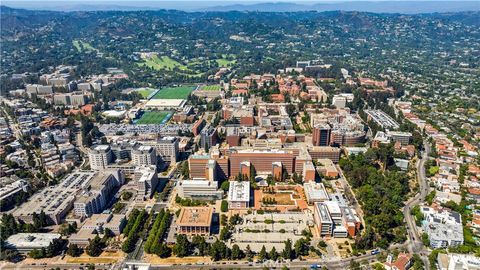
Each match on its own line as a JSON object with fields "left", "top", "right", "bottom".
{"left": 0, "top": 4, "right": 479, "bottom": 270}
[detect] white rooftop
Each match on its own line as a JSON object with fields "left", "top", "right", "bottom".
{"left": 228, "top": 181, "right": 250, "bottom": 202}
{"left": 5, "top": 233, "right": 61, "bottom": 249}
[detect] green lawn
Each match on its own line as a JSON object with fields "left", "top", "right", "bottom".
{"left": 152, "top": 86, "right": 195, "bottom": 99}
{"left": 136, "top": 111, "right": 172, "bottom": 124}
{"left": 201, "top": 85, "right": 221, "bottom": 91}
{"left": 135, "top": 88, "right": 157, "bottom": 98}
{"left": 216, "top": 58, "right": 236, "bottom": 67}
{"left": 73, "top": 40, "right": 96, "bottom": 52}
{"left": 139, "top": 55, "right": 188, "bottom": 71}
{"left": 428, "top": 166, "right": 439, "bottom": 176}
{"left": 138, "top": 55, "right": 205, "bottom": 77}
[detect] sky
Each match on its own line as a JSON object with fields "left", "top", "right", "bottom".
{"left": 2, "top": 0, "right": 479, "bottom": 12}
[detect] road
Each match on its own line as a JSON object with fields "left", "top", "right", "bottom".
{"left": 148, "top": 252, "right": 380, "bottom": 270}
{"left": 0, "top": 263, "right": 115, "bottom": 270}
{"left": 403, "top": 142, "right": 431, "bottom": 268}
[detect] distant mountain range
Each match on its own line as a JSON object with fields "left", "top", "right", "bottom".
{"left": 2, "top": 1, "right": 480, "bottom": 14}
{"left": 201, "top": 1, "right": 480, "bottom": 13}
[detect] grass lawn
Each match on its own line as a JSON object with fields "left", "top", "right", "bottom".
{"left": 152, "top": 86, "right": 194, "bottom": 99}
{"left": 73, "top": 40, "right": 96, "bottom": 52}
{"left": 200, "top": 85, "right": 221, "bottom": 91}
{"left": 140, "top": 55, "right": 188, "bottom": 71}
{"left": 136, "top": 111, "right": 172, "bottom": 124}
{"left": 135, "top": 88, "right": 157, "bottom": 98}
{"left": 216, "top": 58, "right": 236, "bottom": 67}
{"left": 428, "top": 166, "right": 439, "bottom": 176}
{"left": 138, "top": 55, "right": 204, "bottom": 77}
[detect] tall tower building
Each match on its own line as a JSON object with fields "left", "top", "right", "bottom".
{"left": 312, "top": 124, "right": 331, "bottom": 146}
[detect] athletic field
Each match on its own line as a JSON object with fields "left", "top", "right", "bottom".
{"left": 135, "top": 88, "right": 157, "bottom": 99}
{"left": 152, "top": 86, "right": 195, "bottom": 99}
{"left": 200, "top": 85, "right": 221, "bottom": 91}
{"left": 135, "top": 111, "right": 172, "bottom": 124}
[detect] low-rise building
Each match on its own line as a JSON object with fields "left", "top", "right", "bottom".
{"left": 176, "top": 207, "right": 213, "bottom": 236}
{"left": 69, "top": 214, "right": 125, "bottom": 247}
{"left": 303, "top": 182, "right": 329, "bottom": 204}
{"left": 4, "top": 233, "right": 62, "bottom": 253}
{"left": 176, "top": 180, "right": 223, "bottom": 201}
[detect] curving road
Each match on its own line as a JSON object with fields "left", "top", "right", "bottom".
{"left": 403, "top": 142, "right": 431, "bottom": 268}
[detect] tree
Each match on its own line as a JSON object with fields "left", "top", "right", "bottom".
{"left": 282, "top": 239, "right": 294, "bottom": 260}
{"left": 66, "top": 244, "right": 82, "bottom": 257}
{"left": 192, "top": 235, "right": 209, "bottom": 256}
{"left": 219, "top": 226, "right": 232, "bottom": 241}
{"left": 318, "top": 240, "right": 327, "bottom": 248}
{"left": 231, "top": 244, "right": 243, "bottom": 260}
{"left": 258, "top": 245, "right": 267, "bottom": 261}
{"left": 422, "top": 232, "right": 430, "bottom": 247}
{"left": 173, "top": 234, "right": 191, "bottom": 257}
{"left": 85, "top": 235, "right": 103, "bottom": 257}
{"left": 221, "top": 200, "right": 228, "bottom": 212}
{"left": 220, "top": 214, "right": 228, "bottom": 226}
{"left": 209, "top": 239, "right": 229, "bottom": 261}
{"left": 46, "top": 239, "right": 65, "bottom": 257}
{"left": 349, "top": 259, "right": 361, "bottom": 270}
{"left": 294, "top": 238, "right": 309, "bottom": 257}
{"left": 269, "top": 247, "right": 278, "bottom": 261}
{"left": 1, "top": 250, "right": 20, "bottom": 262}
{"left": 245, "top": 245, "right": 254, "bottom": 261}
{"left": 220, "top": 181, "right": 230, "bottom": 191}
{"left": 156, "top": 243, "right": 172, "bottom": 258}
{"left": 29, "top": 248, "right": 46, "bottom": 259}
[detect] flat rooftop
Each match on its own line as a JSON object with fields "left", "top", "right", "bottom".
{"left": 228, "top": 181, "right": 250, "bottom": 202}
{"left": 145, "top": 99, "right": 185, "bottom": 107}
{"left": 5, "top": 233, "right": 61, "bottom": 249}
{"left": 177, "top": 207, "right": 213, "bottom": 227}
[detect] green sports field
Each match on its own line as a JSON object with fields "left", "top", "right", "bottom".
{"left": 135, "top": 88, "right": 157, "bottom": 98}
{"left": 151, "top": 86, "right": 195, "bottom": 99}
{"left": 200, "top": 85, "right": 221, "bottom": 91}
{"left": 136, "top": 111, "right": 172, "bottom": 124}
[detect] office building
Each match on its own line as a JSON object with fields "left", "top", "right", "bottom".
{"left": 303, "top": 161, "right": 316, "bottom": 182}
{"left": 332, "top": 96, "right": 347, "bottom": 109}
{"left": 229, "top": 149, "right": 295, "bottom": 176}
{"left": 312, "top": 124, "right": 331, "bottom": 146}
{"left": 135, "top": 166, "right": 158, "bottom": 201}
{"left": 308, "top": 146, "right": 341, "bottom": 163}
{"left": 387, "top": 130, "right": 412, "bottom": 145}
{"left": 200, "top": 126, "right": 217, "bottom": 150}
{"left": 157, "top": 136, "right": 178, "bottom": 162}
{"left": 228, "top": 181, "right": 250, "bottom": 209}
{"left": 304, "top": 182, "right": 329, "bottom": 204}
{"left": 176, "top": 180, "right": 223, "bottom": 201}
{"left": 314, "top": 202, "right": 333, "bottom": 236}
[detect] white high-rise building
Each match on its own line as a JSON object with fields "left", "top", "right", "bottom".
{"left": 157, "top": 136, "right": 178, "bottom": 162}
{"left": 132, "top": 146, "right": 157, "bottom": 167}
{"left": 88, "top": 145, "right": 113, "bottom": 170}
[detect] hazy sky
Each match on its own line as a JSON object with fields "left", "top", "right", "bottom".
{"left": 3, "top": 0, "right": 478, "bottom": 13}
